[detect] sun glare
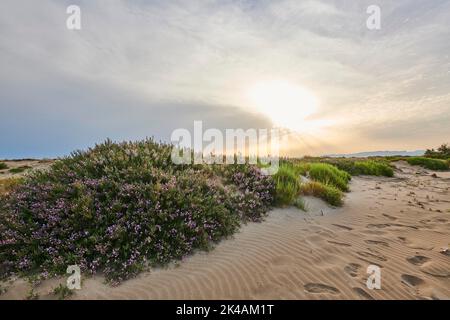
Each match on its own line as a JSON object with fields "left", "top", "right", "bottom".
{"left": 247, "top": 80, "right": 319, "bottom": 132}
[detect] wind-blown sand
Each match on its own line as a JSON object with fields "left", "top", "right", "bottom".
{"left": 1, "top": 161, "right": 449, "bottom": 300}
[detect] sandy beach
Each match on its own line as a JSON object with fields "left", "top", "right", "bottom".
{"left": 1, "top": 161, "right": 448, "bottom": 300}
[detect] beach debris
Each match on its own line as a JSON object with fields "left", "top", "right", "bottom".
{"left": 439, "top": 247, "right": 449, "bottom": 256}
{"left": 431, "top": 173, "right": 438, "bottom": 178}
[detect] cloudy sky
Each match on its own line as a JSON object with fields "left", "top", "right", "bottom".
{"left": 1, "top": 0, "right": 449, "bottom": 158}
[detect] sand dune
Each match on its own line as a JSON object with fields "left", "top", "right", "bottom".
{"left": 1, "top": 161, "right": 449, "bottom": 300}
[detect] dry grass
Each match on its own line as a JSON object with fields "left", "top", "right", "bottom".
{"left": 0, "top": 177, "right": 23, "bottom": 196}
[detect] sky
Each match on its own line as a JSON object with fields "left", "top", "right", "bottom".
{"left": 1, "top": 0, "right": 450, "bottom": 159}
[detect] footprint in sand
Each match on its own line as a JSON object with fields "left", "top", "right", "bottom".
{"left": 304, "top": 283, "right": 340, "bottom": 294}
{"left": 344, "top": 263, "right": 362, "bottom": 277}
{"left": 401, "top": 274, "right": 425, "bottom": 288}
{"left": 406, "top": 255, "right": 430, "bottom": 266}
{"left": 352, "top": 287, "right": 374, "bottom": 300}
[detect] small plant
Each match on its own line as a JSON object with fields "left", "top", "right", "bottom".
{"left": 353, "top": 160, "right": 394, "bottom": 177}
{"left": 0, "top": 284, "right": 7, "bottom": 295}
{"left": 8, "top": 166, "right": 32, "bottom": 174}
{"left": 311, "top": 158, "right": 394, "bottom": 177}
{"left": 300, "top": 181, "right": 343, "bottom": 207}
{"left": 308, "top": 163, "right": 351, "bottom": 191}
{"left": 0, "top": 162, "right": 8, "bottom": 170}
{"left": 273, "top": 164, "right": 301, "bottom": 206}
{"left": 407, "top": 157, "right": 449, "bottom": 171}
{"left": 292, "top": 163, "right": 310, "bottom": 176}
{"left": 26, "top": 288, "right": 39, "bottom": 300}
{"left": 293, "top": 197, "right": 307, "bottom": 212}
{"left": 0, "top": 177, "right": 23, "bottom": 196}
{"left": 52, "top": 284, "right": 74, "bottom": 300}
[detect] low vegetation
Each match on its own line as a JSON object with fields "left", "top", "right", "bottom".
{"left": 8, "top": 166, "right": 32, "bottom": 174}
{"left": 313, "top": 158, "right": 394, "bottom": 177}
{"left": 273, "top": 162, "right": 347, "bottom": 207}
{"left": 52, "top": 284, "right": 74, "bottom": 300}
{"left": 0, "top": 139, "right": 275, "bottom": 283}
{"left": 273, "top": 164, "right": 301, "bottom": 206}
{"left": 0, "top": 162, "right": 8, "bottom": 170}
{"left": 0, "top": 177, "right": 23, "bottom": 196}
{"left": 353, "top": 160, "right": 394, "bottom": 177}
{"left": 406, "top": 157, "right": 449, "bottom": 171}
{"left": 300, "top": 181, "right": 343, "bottom": 207}
{"left": 308, "top": 163, "right": 351, "bottom": 191}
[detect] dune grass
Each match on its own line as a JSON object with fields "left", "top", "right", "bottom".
{"left": 353, "top": 160, "right": 394, "bottom": 177}
{"left": 8, "top": 166, "right": 32, "bottom": 174}
{"left": 273, "top": 164, "right": 301, "bottom": 206}
{"left": 322, "top": 159, "right": 394, "bottom": 177}
{"left": 406, "top": 157, "right": 449, "bottom": 171}
{"left": 292, "top": 158, "right": 394, "bottom": 177}
{"left": 0, "top": 162, "right": 8, "bottom": 170}
{"left": 0, "top": 177, "right": 24, "bottom": 196}
{"left": 274, "top": 162, "right": 349, "bottom": 207}
{"left": 308, "top": 163, "right": 351, "bottom": 191}
{"left": 300, "top": 181, "right": 343, "bottom": 207}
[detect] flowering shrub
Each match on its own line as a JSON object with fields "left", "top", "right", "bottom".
{"left": 217, "top": 165, "right": 275, "bottom": 222}
{"left": 0, "top": 139, "right": 274, "bottom": 283}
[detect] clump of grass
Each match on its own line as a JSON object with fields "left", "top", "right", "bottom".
{"left": 308, "top": 163, "right": 351, "bottom": 191}
{"left": 293, "top": 197, "right": 307, "bottom": 212}
{"left": 26, "top": 288, "right": 39, "bottom": 300}
{"left": 353, "top": 160, "right": 394, "bottom": 177}
{"left": 8, "top": 166, "right": 32, "bottom": 174}
{"left": 300, "top": 181, "right": 343, "bottom": 207}
{"left": 292, "top": 163, "right": 310, "bottom": 176}
{"left": 300, "top": 158, "right": 394, "bottom": 177}
{"left": 0, "top": 284, "right": 7, "bottom": 295}
{"left": 52, "top": 284, "right": 74, "bottom": 300}
{"left": 273, "top": 164, "right": 301, "bottom": 206}
{"left": 407, "top": 157, "right": 449, "bottom": 171}
{"left": 0, "top": 177, "right": 24, "bottom": 196}
{"left": 387, "top": 156, "right": 408, "bottom": 162}
{"left": 0, "top": 162, "right": 8, "bottom": 170}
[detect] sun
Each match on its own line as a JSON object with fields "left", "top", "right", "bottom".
{"left": 247, "top": 80, "right": 319, "bottom": 132}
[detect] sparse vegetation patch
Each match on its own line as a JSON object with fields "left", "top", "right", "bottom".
{"left": 407, "top": 157, "right": 449, "bottom": 171}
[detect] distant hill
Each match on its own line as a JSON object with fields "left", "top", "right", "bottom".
{"left": 324, "top": 150, "right": 425, "bottom": 158}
